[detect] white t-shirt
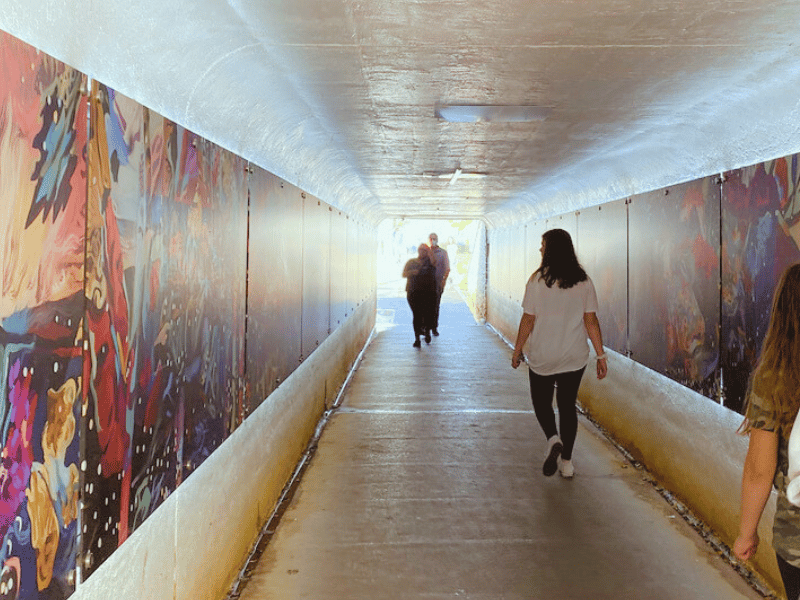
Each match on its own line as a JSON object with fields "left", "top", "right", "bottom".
{"left": 521, "top": 274, "right": 599, "bottom": 375}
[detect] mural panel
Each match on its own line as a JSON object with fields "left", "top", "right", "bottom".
{"left": 81, "top": 82, "right": 138, "bottom": 579}
{"left": 577, "top": 201, "right": 628, "bottom": 355}
{"left": 721, "top": 157, "right": 800, "bottom": 413}
{"left": 628, "top": 178, "right": 720, "bottom": 398}
{"left": 346, "top": 217, "right": 360, "bottom": 319}
{"left": 330, "top": 209, "right": 348, "bottom": 331}
{"left": 302, "top": 198, "right": 331, "bottom": 360}
{"left": 170, "top": 133, "right": 247, "bottom": 479}
{"left": 0, "top": 31, "right": 86, "bottom": 599}
{"left": 362, "top": 221, "right": 376, "bottom": 305}
{"left": 247, "top": 171, "right": 303, "bottom": 408}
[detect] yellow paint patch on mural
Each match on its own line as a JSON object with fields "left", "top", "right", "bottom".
{"left": 25, "top": 471, "right": 59, "bottom": 590}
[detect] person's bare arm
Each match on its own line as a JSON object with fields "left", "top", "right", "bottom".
{"left": 512, "top": 313, "right": 535, "bottom": 369}
{"left": 734, "top": 428, "right": 778, "bottom": 561}
{"left": 583, "top": 312, "right": 607, "bottom": 379}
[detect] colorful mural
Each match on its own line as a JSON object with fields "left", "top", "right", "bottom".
{"left": 0, "top": 31, "right": 86, "bottom": 598}
{"left": 721, "top": 157, "right": 800, "bottom": 412}
{"left": 80, "top": 84, "right": 249, "bottom": 577}
{"left": 628, "top": 178, "right": 721, "bottom": 398}
{"left": 0, "top": 28, "right": 372, "bottom": 600}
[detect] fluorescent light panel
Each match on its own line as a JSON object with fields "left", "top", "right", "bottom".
{"left": 435, "top": 104, "right": 552, "bottom": 123}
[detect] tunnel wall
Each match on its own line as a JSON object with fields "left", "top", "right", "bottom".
{"left": 485, "top": 161, "right": 800, "bottom": 592}
{"left": 0, "top": 30, "right": 376, "bottom": 600}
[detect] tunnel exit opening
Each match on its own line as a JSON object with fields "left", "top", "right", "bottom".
{"left": 375, "top": 218, "right": 486, "bottom": 331}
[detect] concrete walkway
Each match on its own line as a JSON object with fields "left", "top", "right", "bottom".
{"left": 235, "top": 287, "right": 763, "bottom": 600}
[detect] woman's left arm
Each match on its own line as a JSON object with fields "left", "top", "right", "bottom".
{"left": 734, "top": 428, "right": 779, "bottom": 561}
{"left": 512, "top": 313, "right": 535, "bottom": 369}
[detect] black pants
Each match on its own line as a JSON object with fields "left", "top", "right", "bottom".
{"left": 407, "top": 291, "right": 435, "bottom": 339}
{"left": 528, "top": 367, "right": 586, "bottom": 460}
{"left": 433, "top": 288, "right": 443, "bottom": 329}
{"left": 777, "top": 553, "right": 800, "bottom": 600}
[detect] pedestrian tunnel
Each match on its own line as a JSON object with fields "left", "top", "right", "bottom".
{"left": 0, "top": 32, "right": 794, "bottom": 599}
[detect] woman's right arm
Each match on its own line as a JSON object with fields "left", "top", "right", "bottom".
{"left": 583, "top": 312, "right": 607, "bottom": 380}
{"left": 734, "top": 428, "right": 778, "bottom": 561}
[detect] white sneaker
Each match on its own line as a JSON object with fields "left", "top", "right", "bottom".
{"left": 543, "top": 436, "right": 563, "bottom": 476}
{"left": 558, "top": 458, "right": 574, "bottom": 479}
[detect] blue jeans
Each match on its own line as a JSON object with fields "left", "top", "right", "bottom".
{"left": 528, "top": 367, "right": 586, "bottom": 460}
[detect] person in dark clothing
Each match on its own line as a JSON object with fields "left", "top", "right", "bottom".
{"left": 428, "top": 233, "right": 450, "bottom": 336}
{"left": 402, "top": 244, "right": 437, "bottom": 348}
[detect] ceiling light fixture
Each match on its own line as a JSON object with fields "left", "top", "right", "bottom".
{"left": 435, "top": 103, "right": 552, "bottom": 123}
{"left": 435, "top": 169, "right": 487, "bottom": 184}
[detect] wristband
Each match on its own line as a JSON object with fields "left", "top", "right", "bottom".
{"left": 596, "top": 353, "right": 607, "bottom": 360}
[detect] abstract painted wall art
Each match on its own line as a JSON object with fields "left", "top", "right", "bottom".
{"left": 721, "top": 156, "right": 800, "bottom": 412}
{"left": 628, "top": 178, "right": 721, "bottom": 399}
{"left": 0, "top": 30, "right": 373, "bottom": 599}
{"left": 81, "top": 84, "right": 250, "bottom": 578}
{"left": 0, "top": 31, "right": 87, "bottom": 598}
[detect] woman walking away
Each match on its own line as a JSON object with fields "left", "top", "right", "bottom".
{"left": 734, "top": 263, "right": 800, "bottom": 600}
{"left": 402, "top": 244, "right": 437, "bottom": 348}
{"left": 511, "top": 229, "right": 607, "bottom": 479}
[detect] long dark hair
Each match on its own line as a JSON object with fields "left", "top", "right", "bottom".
{"left": 741, "top": 263, "right": 800, "bottom": 434}
{"left": 535, "top": 229, "right": 588, "bottom": 289}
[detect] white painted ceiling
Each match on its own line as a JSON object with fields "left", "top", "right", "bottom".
{"left": 2, "top": 1, "right": 800, "bottom": 226}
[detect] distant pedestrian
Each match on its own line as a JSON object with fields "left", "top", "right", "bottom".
{"left": 428, "top": 233, "right": 450, "bottom": 336}
{"left": 511, "top": 229, "right": 607, "bottom": 479}
{"left": 402, "top": 244, "right": 437, "bottom": 348}
{"left": 734, "top": 263, "right": 800, "bottom": 600}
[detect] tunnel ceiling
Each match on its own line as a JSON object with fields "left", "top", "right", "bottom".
{"left": 2, "top": 1, "right": 800, "bottom": 226}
